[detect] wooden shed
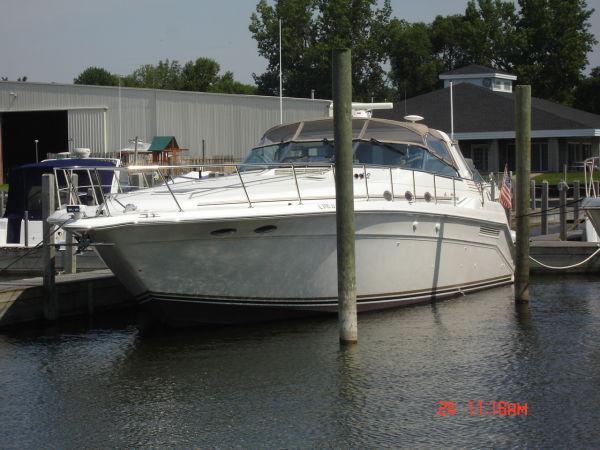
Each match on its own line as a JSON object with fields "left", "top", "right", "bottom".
{"left": 148, "top": 136, "right": 187, "bottom": 164}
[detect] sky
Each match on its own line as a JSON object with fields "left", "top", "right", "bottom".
{"left": 1, "top": 0, "right": 599, "bottom": 85}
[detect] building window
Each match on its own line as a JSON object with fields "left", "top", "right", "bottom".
{"left": 531, "top": 142, "right": 548, "bottom": 171}
{"left": 472, "top": 145, "right": 489, "bottom": 171}
{"left": 507, "top": 142, "right": 548, "bottom": 172}
{"left": 567, "top": 142, "right": 592, "bottom": 169}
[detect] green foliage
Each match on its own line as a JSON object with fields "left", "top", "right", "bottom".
{"left": 249, "top": 0, "right": 392, "bottom": 100}
{"left": 573, "top": 67, "right": 600, "bottom": 114}
{"left": 74, "top": 67, "right": 118, "bottom": 86}
{"left": 514, "top": 0, "right": 597, "bottom": 103}
{"left": 388, "top": 20, "right": 442, "bottom": 98}
{"left": 385, "top": 0, "right": 597, "bottom": 105}
{"left": 73, "top": 58, "right": 256, "bottom": 94}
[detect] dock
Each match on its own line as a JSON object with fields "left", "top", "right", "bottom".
{"left": 0, "top": 269, "right": 134, "bottom": 328}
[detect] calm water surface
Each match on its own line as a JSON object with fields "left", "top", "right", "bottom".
{"left": 1, "top": 277, "right": 599, "bottom": 448}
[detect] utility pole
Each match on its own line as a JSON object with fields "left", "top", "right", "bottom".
{"left": 333, "top": 49, "right": 357, "bottom": 344}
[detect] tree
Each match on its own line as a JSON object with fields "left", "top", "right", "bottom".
{"left": 210, "top": 72, "right": 258, "bottom": 95}
{"left": 514, "top": 0, "right": 597, "bottom": 103}
{"left": 74, "top": 67, "right": 118, "bottom": 86}
{"left": 249, "top": 0, "right": 392, "bottom": 100}
{"left": 459, "top": 0, "right": 519, "bottom": 71}
{"left": 387, "top": 20, "right": 441, "bottom": 98}
{"left": 129, "top": 59, "right": 183, "bottom": 90}
{"left": 573, "top": 67, "right": 600, "bottom": 114}
{"left": 181, "top": 57, "right": 221, "bottom": 91}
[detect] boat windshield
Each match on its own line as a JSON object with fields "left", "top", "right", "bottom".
{"left": 242, "top": 140, "right": 458, "bottom": 177}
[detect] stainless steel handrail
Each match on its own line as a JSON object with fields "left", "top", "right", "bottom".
{"left": 291, "top": 164, "right": 302, "bottom": 205}
{"left": 52, "top": 162, "right": 470, "bottom": 219}
{"left": 235, "top": 165, "right": 253, "bottom": 208}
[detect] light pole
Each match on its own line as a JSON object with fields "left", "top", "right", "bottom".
{"left": 34, "top": 139, "right": 39, "bottom": 163}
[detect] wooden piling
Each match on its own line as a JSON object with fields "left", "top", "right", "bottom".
{"left": 559, "top": 182, "right": 567, "bottom": 241}
{"left": 42, "top": 174, "right": 58, "bottom": 320}
{"left": 24, "top": 210, "right": 29, "bottom": 248}
{"left": 332, "top": 49, "right": 357, "bottom": 344}
{"left": 514, "top": 85, "right": 531, "bottom": 303}
{"left": 541, "top": 180, "right": 549, "bottom": 235}
{"left": 573, "top": 180, "right": 580, "bottom": 225}
{"left": 64, "top": 173, "right": 78, "bottom": 274}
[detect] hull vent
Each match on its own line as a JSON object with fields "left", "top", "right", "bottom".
{"left": 479, "top": 225, "right": 500, "bottom": 237}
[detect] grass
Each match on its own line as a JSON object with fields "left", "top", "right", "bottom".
{"left": 0, "top": 184, "right": 8, "bottom": 192}
{"left": 532, "top": 172, "right": 586, "bottom": 185}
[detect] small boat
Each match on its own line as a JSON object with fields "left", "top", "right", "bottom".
{"left": 50, "top": 117, "right": 514, "bottom": 326}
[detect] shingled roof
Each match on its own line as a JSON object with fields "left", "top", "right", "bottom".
{"left": 374, "top": 83, "right": 600, "bottom": 137}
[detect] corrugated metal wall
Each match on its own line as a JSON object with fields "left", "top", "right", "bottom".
{"left": 68, "top": 108, "right": 106, "bottom": 152}
{"left": 0, "top": 81, "right": 329, "bottom": 161}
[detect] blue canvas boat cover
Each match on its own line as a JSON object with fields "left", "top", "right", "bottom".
{"left": 5, "top": 158, "right": 117, "bottom": 243}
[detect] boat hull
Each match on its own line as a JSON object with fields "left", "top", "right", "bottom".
{"left": 88, "top": 209, "right": 514, "bottom": 326}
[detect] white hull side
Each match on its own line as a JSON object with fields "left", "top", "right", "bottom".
{"left": 89, "top": 210, "right": 513, "bottom": 323}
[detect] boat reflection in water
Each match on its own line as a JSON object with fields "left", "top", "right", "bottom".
{"left": 50, "top": 117, "right": 514, "bottom": 326}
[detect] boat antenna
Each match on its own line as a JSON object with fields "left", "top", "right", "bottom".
{"left": 279, "top": 18, "right": 283, "bottom": 125}
{"left": 450, "top": 81, "right": 454, "bottom": 140}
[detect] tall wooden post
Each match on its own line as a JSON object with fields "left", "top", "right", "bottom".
{"left": 333, "top": 49, "right": 357, "bottom": 344}
{"left": 42, "top": 174, "right": 58, "bottom": 320}
{"left": 64, "top": 173, "right": 78, "bottom": 274}
{"left": 541, "top": 180, "right": 549, "bottom": 235}
{"left": 573, "top": 180, "right": 580, "bottom": 226}
{"left": 559, "top": 182, "right": 567, "bottom": 241}
{"left": 514, "top": 85, "right": 531, "bottom": 303}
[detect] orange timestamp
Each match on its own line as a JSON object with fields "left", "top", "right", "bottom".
{"left": 436, "top": 400, "right": 529, "bottom": 417}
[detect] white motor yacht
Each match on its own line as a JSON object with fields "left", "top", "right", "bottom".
{"left": 50, "top": 117, "right": 514, "bottom": 325}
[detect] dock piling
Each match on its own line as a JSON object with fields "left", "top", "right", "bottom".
{"left": 64, "top": 173, "right": 78, "bottom": 274}
{"left": 573, "top": 180, "right": 580, "bottom": 225}
{"left": 559, "top": 182, "right": 567, "bottom": 241}
{"left": 0, "top": 191, "right": 5, "bottom": 218}
{"left": 333, "top": 49, "right": 357, "bottom": 344}
{"left": 514, "top": 85, "right": 531, "bottom": 303}
{"left": 24, "top": 210, "right": 29, "bottom": 247}
{"left": 541, "top": 180, "right": 549, "bottom": 235}
{"left": 42, "top": 173, "right": 58, "bottom": 320}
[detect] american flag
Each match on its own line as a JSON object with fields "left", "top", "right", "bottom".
{"left": 499, "top": 163, "right": 512, "bottom": 210}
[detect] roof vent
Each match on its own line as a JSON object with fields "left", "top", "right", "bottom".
{"left": 404, "top": 115, "right": 424, "bottom": 123}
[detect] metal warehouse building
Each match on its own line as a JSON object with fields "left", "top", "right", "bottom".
{"left": 0, "top": 81, "right": 330, "bottom": 183}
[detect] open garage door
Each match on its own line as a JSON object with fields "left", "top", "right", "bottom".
{"left": 0, "top": 110, "right": 68, "bottom": 181}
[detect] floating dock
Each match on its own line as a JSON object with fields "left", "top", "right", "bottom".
{"left": 0, "top": 269, "right": 133, "bottom": 328}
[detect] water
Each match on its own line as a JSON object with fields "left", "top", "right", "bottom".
{"left": 1, "top": 277, "right": 600, "bottom": 448}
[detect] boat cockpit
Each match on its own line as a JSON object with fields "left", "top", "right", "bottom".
{"left": 242, "top": 118, "right": 466, "bottom": 179}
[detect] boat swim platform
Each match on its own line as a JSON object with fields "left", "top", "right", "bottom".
{"left": 0, "top": 269, "right": 134, "bottom": 328}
